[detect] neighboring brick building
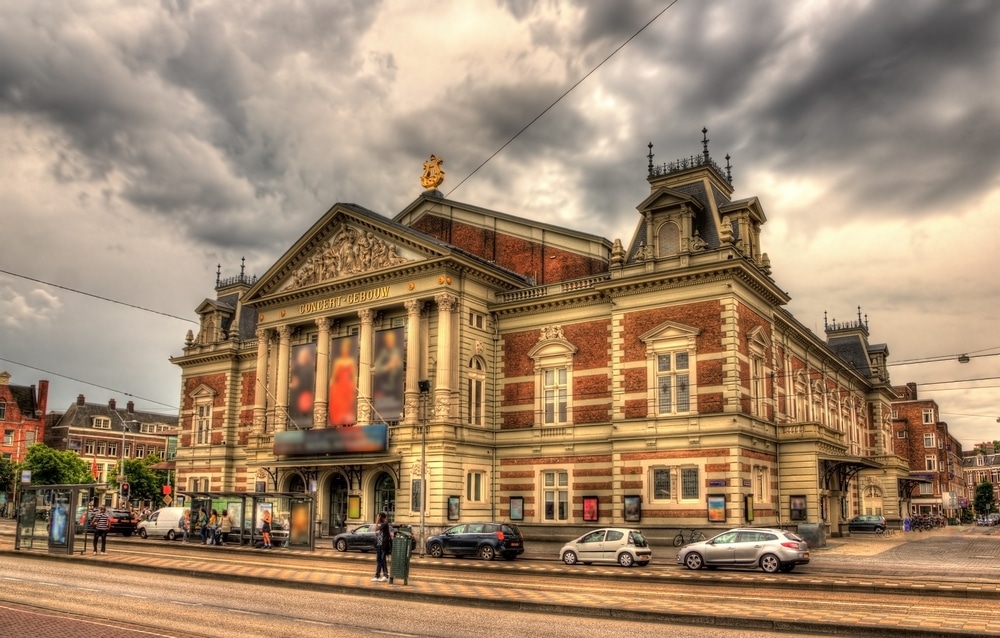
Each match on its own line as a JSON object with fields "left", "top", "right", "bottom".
{"left": 891, "top": 383, "right": 967, "bottom": 517}
{"left": 45, "top": 395, "right": 178, "bottom": 507}
{"left": 0, "top": 371, "right": 48, "bottom": 462}
{"left": 172, "top": 138, "right": 914, "bottom": 543}
{"left": 963, "top": 443, "right": 1000, "bottom": 508}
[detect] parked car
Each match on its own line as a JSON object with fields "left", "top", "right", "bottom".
{"left": 425, "top": 522, "right": 524, "bottom": 560}
{"left": 560, "top": 528, "right": 651, "bottom": 567}
{"left": 76, "top": 507, "right": 138, "bottom": 537}
{"left": 676, "top": 528, "right": 810, "bottom": 573}
{"left": 333, "top": 523, "right": 416, "bottom": 552}
{"left": 848, "top": 514, "right": 887, "bottom": 534}
{"left": 137, "top": 507, "right": 188, "bottom": 540}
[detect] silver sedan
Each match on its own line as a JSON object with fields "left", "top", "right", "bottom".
{"left": 676, "top": 528, "right": 809, "bottom": 573}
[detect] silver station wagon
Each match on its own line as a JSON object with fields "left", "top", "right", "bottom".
{"left": 676, "top": 527, "right": 810, "bottom": 573}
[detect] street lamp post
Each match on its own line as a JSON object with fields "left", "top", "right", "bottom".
{"left": 113, "top": 413, "right": 139, "bottom": 507}
{"left": 418, "top": 380, "right": 430, "bottom": 557}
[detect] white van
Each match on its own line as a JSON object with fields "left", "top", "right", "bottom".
{"left": 137, "top": 507, "right": 188, "bottom": 540}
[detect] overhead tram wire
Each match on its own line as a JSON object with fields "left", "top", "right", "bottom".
{"left": 445, "top": 0, "right": 683, "bottom": 198}
{"left": 0, "top": 355, "right": 178, "bottom": 411}
{"left": 0, "top": 267, "right": 198, "bottom": 325}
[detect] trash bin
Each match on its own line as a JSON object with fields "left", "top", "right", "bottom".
{"left": 389, "top": 529, "right": 413, "bottom": 585}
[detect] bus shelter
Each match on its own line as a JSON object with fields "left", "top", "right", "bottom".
{"left": 177, "top": 491, "right": 316, "bottom": 550}
{"left": 14, "top": 483, "right": 107, "bottom": 555}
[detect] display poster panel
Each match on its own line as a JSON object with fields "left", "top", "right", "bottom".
{"left": 372, "top": 327, "right": 405, "bottom": 421}
{"left": 288, "top": 342, "right": 317, "bottom": 428}
{"left": 290, "top": 501, "right": 310, "bottom": 545}
{"left": 329, "top": 335, "right": 359, "bottom": 426}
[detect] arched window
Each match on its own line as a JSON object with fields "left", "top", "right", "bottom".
{"left": 467, "top": 357, "right": 486, "bottom": 426}
{"left": 657, "top": 221, "right": 680, "bottom": 257}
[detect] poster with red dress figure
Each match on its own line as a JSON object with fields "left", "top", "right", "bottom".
{"left": 328, "top": 335, "right": 359, "bottom": 426}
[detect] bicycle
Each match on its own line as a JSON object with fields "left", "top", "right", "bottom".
{"left": 673, "top": 529, "right": 706, "bottom": 546}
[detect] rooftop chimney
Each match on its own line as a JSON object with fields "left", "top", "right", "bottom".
{"left": 108, "top": 398, "right": 116, "bottom": 411}
{"left": 127, "top": 400, "right": 135, "bottom": 414}
{"left": 77, "top": 394, "right": 86, "bottom": 406}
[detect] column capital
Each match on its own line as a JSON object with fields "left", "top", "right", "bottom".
{"left": 255, "top": 327, "right": 270, "bottom": 341}
{"left": 404, "top": 298, "right": 422, "bottom": 315}
{"left": 277, "top": 325, "right": 291, "bottom": 340}
{"left": 434, "top": 292, "right": 458, "bottom": 313}
{"left": 358, "top": 308, "right": 374, "bottom": 324}
{"left": 316, "top": 316, "right": 331, "bottom": 331}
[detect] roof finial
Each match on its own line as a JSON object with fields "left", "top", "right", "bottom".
{"left": 725, "top": 153, "right": 732, "bottom": 184}
{"left": 702, "top": 127, "right": 710, "bottom": 161}
{"left": 216, "top": 263, "right": 221, "bottom": 287}
{"left": 823, "top": 310, "right": 828, "bottom": 330}
{"left": 857, "top": 305, "right": 862, "bottom": 325}
{"left": 647, "top": 142, "right": 655, "bottom": 177}
{"left": 240, "top": 256, "right": 246, "bottom": 276}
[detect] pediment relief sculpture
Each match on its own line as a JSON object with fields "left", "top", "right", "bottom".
{"left": 285, "top": 223, "right": 412, "bottom": 291}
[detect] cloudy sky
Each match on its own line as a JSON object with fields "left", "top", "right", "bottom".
{"left": 2, "top": 0, "right": 998, "bottom": 448}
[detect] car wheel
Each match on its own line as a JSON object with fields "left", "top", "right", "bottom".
{"left": 166, "top": 530, "right": 175, "bottom": 541}
{"left": 684, "top": 552, "right": 704, "bottom": 570}
{"left": 335, "top": 539, "right": 348, "bottom": 552}
{"left": 875, "top": 527, "right": 885, "bottom": 536}
{"left": 479, "top": 545, "right": 496, "bottom": 561}
{"left": 618, "top": 552, "right": 635, "bottom": 568}
{"left": 428, "top": 542, "right": 444, "bottom": 558}
{"left": 760, "top": 554, "right": 781, "bottom": 573}
{"left": 138, "top": 528, "right": 147, "bottom": 539}
{"left": 562, "top": 550, "right": 578, "bottom": 565}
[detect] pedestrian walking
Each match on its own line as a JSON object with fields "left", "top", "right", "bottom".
{"left": 260, "top": 510, "right": 272, "bottom": 549}
{"left": 92, "top": 505, "right": 111, "bottom": 555}
{"left": 372, "top": 512, "right": 392, "bottom": 582}
{"left": 207, "top": 510, "right": 218, "bottom": 545}
{"left": 181, "top": 509, "right": 191, "bottom": 543}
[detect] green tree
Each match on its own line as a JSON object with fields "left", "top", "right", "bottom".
{"left": 21, "top": 443, "right": 94, "bottom": 485}
{"left": 110, "top": 454, "right": 169, "bottom": 507}
{"left": 974, "top": 481, "right": 996, "bottom": 515}
{"left": 0, "top": 456, "right": 16, "bottom": 498}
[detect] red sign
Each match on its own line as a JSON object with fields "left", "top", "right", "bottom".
{"left": 162, "top": 485, "right": 172, "bottom": 495}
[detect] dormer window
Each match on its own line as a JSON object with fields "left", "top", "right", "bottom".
{"left": 93, "top": 417, "right": 111, "bottom": 429}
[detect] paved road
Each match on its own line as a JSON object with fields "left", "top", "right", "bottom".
{"left": 3, "top": 520, "right": 999, "bottom": 636}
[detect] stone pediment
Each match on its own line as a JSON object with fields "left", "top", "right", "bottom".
{"left": 278, "top": 221, "right": 418, "bottom": 293}
{"left": 636, "top": 187, "right": 704, "bottom": 215}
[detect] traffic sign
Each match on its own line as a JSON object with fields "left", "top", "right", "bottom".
{"left": 20, "top": 470, "right": 31, "bottom": 484}
{"left": 163, "top": 495, "right": 172, "bottom": 505}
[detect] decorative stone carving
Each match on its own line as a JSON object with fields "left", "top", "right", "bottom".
{"left": 475, "top": 340, "right": 484, "bottom": 355}
{"left": 540, "top": 325, "right": 564, "bottom": 340}
{"left": 286, "top": 223, "right": 410, "bottom": 290}
{"left": 691, "top": 230, "right": 707, "bottom": 252}
{"left": 434, "top": 394, "right": 451, "bottom": 419}
{"left": 610, "top": 238, "right": 625, "bottom": 267}
{"left": 434, "top": 292, "right": 457, "bottom": 312}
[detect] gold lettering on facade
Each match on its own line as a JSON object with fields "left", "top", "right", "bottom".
{"left": 297, "top": 286, "right": 392, "bottom": 316}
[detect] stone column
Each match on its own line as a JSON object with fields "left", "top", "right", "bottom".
{"left": 404, "top": 299, "right": 422, "bottom": 425}
{"left": 314, "top": 317, "right": 331, "bottom": 428}
{"left": 434, "top": 293, "right": 457, "bottom": 419}
{"left": 357, "top": 308, "right": 373, "bottom": 423}
{"left": 275, "top": 325, "right": 291, "bottom": 431}
{"left": 253, "top": 328, "right": 270, "bottom": 435}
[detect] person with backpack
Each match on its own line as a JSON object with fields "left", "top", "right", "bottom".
{"left": 372, "top": 511, "right": 392, "bottom": 582}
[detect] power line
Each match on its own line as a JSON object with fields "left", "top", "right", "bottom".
{"left": 446, "top": 0, "right": 682, "bottom": 197}
{"left": 0, "top": 267, "right": 197, "bottom": 325}
{"left": 0, "top": 355, "right": 178, "bottom": 411}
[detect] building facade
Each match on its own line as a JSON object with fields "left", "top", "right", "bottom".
{"left": 0, "top": 371, "right": 48, "bottom": 463}
{"left": 45, "top": 395, "right": 178, "bottom": 506}
{"left": 963, "top": 444, "right": 1000, "bottom": 508}
{"left": 891, "top": 383, "right": 966, "bottom": 517}
{"left": 172, "top": 142, "right": 915, "bottom": 542}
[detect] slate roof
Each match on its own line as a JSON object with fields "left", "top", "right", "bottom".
{"left": 50, "top": 402, "right": 178, "bottom": 433}
{"left": 827, "top": 335, "right": 873, "bottom": 377}
{"left": 6, "top": 383, "right": 39, "bottom": 417}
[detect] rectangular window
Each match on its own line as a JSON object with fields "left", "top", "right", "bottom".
{"left": 466, "top": 471, "right": 484, "bottom": 502}
{"left": 2, "top": 430, "right": 12, "bottom": 446}
{"left": 543, "top": 470, "right": 569, "bottom": 520}
{"left": 919, "top": 482, "right": 934, "bottom": 495}
{"left": 657, "top": 352, "right": 690, "bottom": 414}
{"left": 922, "top": 409, "right": 934, "bottom": 424}
{"left": 97, "top": 441, "right": 106, "bottom": 456}
{"left": 468, "top": 311, "right": 485, "bottom": 329}
{"left": 652, "top": 468, "right": 671, "bottom": 500}
{"left": 925, "top": 456, "right": 936, "bottom": 471}
{"left": 923, "top": 433, "right": 935, "bottom": 448}
{"left": 93, "top": 418, "right": 111, "bottom": 429}
{"left": 896, "top": 430, "right": 906, "bottom": 438}
{"left": 468, "top": 377, "right": 483, "bottom": 426}
{"left": 680, "top": 467, "right": 699, "bottom": 500}
{"left": 84, "top": 440, "right": 95, "bottom": 455}
{"left": 0, "top": 403, "right": 6, "bottom": 420}
{"left": 136, "top": 445, "right": 145, "bottom": 458}
{"left": 196, "top": 404, "right": 211, "bottom": 445}
{"left": 543, "top": 368, "right": 568, "bottom": 425}
{"left": 123, "top": 443, "right": 131, "bottom": 458}
{"left": 108, "top": 443, "right": 117, "bottom": 457}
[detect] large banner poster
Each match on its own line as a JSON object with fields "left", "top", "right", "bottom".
{"left": 288, "top": 342, "right": 317, "bottom": 429}
{"left": 328, "top": 335, "right": 359, "bottom": 426}
{"left": 372, "top": 327, "right": 405, "bottom": 421}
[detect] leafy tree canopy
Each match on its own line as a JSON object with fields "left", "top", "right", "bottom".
{"left": 974, "top": 481, "right": 996, "bottom": 515}
{"left": 22, "top": 443, "right": 94, "bottom": 485}
{"left": 110, "top": 453, "right": 170, "bottom": 508}
{"left": 0, "top": 456, "right": 17, "bottom": 494}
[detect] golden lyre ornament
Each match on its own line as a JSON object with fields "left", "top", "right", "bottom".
{"left": 420, "top": 154, "right": 445, "bottom": 189}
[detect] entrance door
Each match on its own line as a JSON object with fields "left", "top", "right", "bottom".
{"left": 374, "top": 473, "right": 396, "bottom": 523}
{"left": 329, "top": 475, "right": 348, "bottom": 534}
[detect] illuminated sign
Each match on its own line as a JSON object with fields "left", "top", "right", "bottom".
{"left": 273, "top": 424, "right": 388, "bottom": 456}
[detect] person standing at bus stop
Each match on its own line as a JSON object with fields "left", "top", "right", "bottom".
{"left": 372, "top": 512, "right": 391, "bottom": 582}
{"left": 92, "top": 505, "right": 111, "bottom": 555}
